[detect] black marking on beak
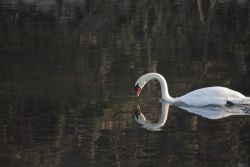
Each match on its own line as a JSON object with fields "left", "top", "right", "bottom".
{"left": 135, "top": 84, "right": 141, "bottom": 96}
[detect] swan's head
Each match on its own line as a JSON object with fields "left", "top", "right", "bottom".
{"left": 134, "top": 105, "right": 147, "bottom": 124}
{"left": 135, "top": 73, "right": 165, "bottom": 96}
{"left": 134, "top": 74, "right": 152, "bottom": 96}
{"left": 135, "top": 104, "right": 164, "bottom": 131}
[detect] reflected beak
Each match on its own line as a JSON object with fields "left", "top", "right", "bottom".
{"left": 135, "top": 104, "right": 142, "bottom": 119}
{"left": 135, "top": 85, "right": 142, "bottom": 96}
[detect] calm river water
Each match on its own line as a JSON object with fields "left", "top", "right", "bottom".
{"left": 1, "top": 0, "right": 250, "bottom": 166}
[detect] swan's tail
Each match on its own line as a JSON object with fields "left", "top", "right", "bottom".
{"left": 228, "top": 97, "right": 250, "bottom": 105}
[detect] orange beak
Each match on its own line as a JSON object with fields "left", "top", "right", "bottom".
{"left": 135, "top": 85, "right": 141, "bottom": 96}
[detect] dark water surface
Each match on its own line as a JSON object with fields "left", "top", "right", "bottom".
{"left": 1, "top": 0, "right": 250, "bottom": 166}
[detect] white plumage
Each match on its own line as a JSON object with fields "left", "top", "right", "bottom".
{"left": 175, "top": 86, "right": 246, "bottom": 106}
{"left": 135, "top": 73, "right": 250, "bottom": 107}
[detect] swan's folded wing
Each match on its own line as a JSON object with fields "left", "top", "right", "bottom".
{"left": 175, "top": 87, "right": 246, "bottom": 106}
{"left": 176, "top": 96, "right": 227, "bottom": 106}
{"left": 228, "top": 97, "right": 250, "bottom": 105}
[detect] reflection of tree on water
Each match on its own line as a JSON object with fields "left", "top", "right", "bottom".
{"left": 135, "top": 102, "right": 250, "bottom": 166}
{"left": 0, "top": 96, "right": 137, "bottom": 166}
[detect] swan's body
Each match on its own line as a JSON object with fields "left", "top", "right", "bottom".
{"left": 135, "top": 73, "right": 250, "bottom": 107}
{"left": 174, "top": 86, "right": 246, "bottom": 106}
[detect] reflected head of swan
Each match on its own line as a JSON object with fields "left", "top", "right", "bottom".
{"left": 134, "top": 105, "right": 147, "bottom": 124}
{"left": 134, "top": 103, "right": 170, "bottom": 131}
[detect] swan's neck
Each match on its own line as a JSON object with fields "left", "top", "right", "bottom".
{"left": 151, "top": 74, "right": 175, "bottom": 102}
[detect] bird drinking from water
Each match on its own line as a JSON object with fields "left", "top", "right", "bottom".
{"left": 135, "top": 73, "right": 250, "bottom": 107}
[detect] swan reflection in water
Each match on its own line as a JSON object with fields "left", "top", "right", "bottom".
{"left": 135, "top": 102, "right": 250, "bottom": 131}
{"left": 135, "top": 103, "right": 170, "bottom": 131}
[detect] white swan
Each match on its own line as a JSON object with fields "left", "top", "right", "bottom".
{"left": 134, "top": 73, "right": 250, "bottom": 107}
